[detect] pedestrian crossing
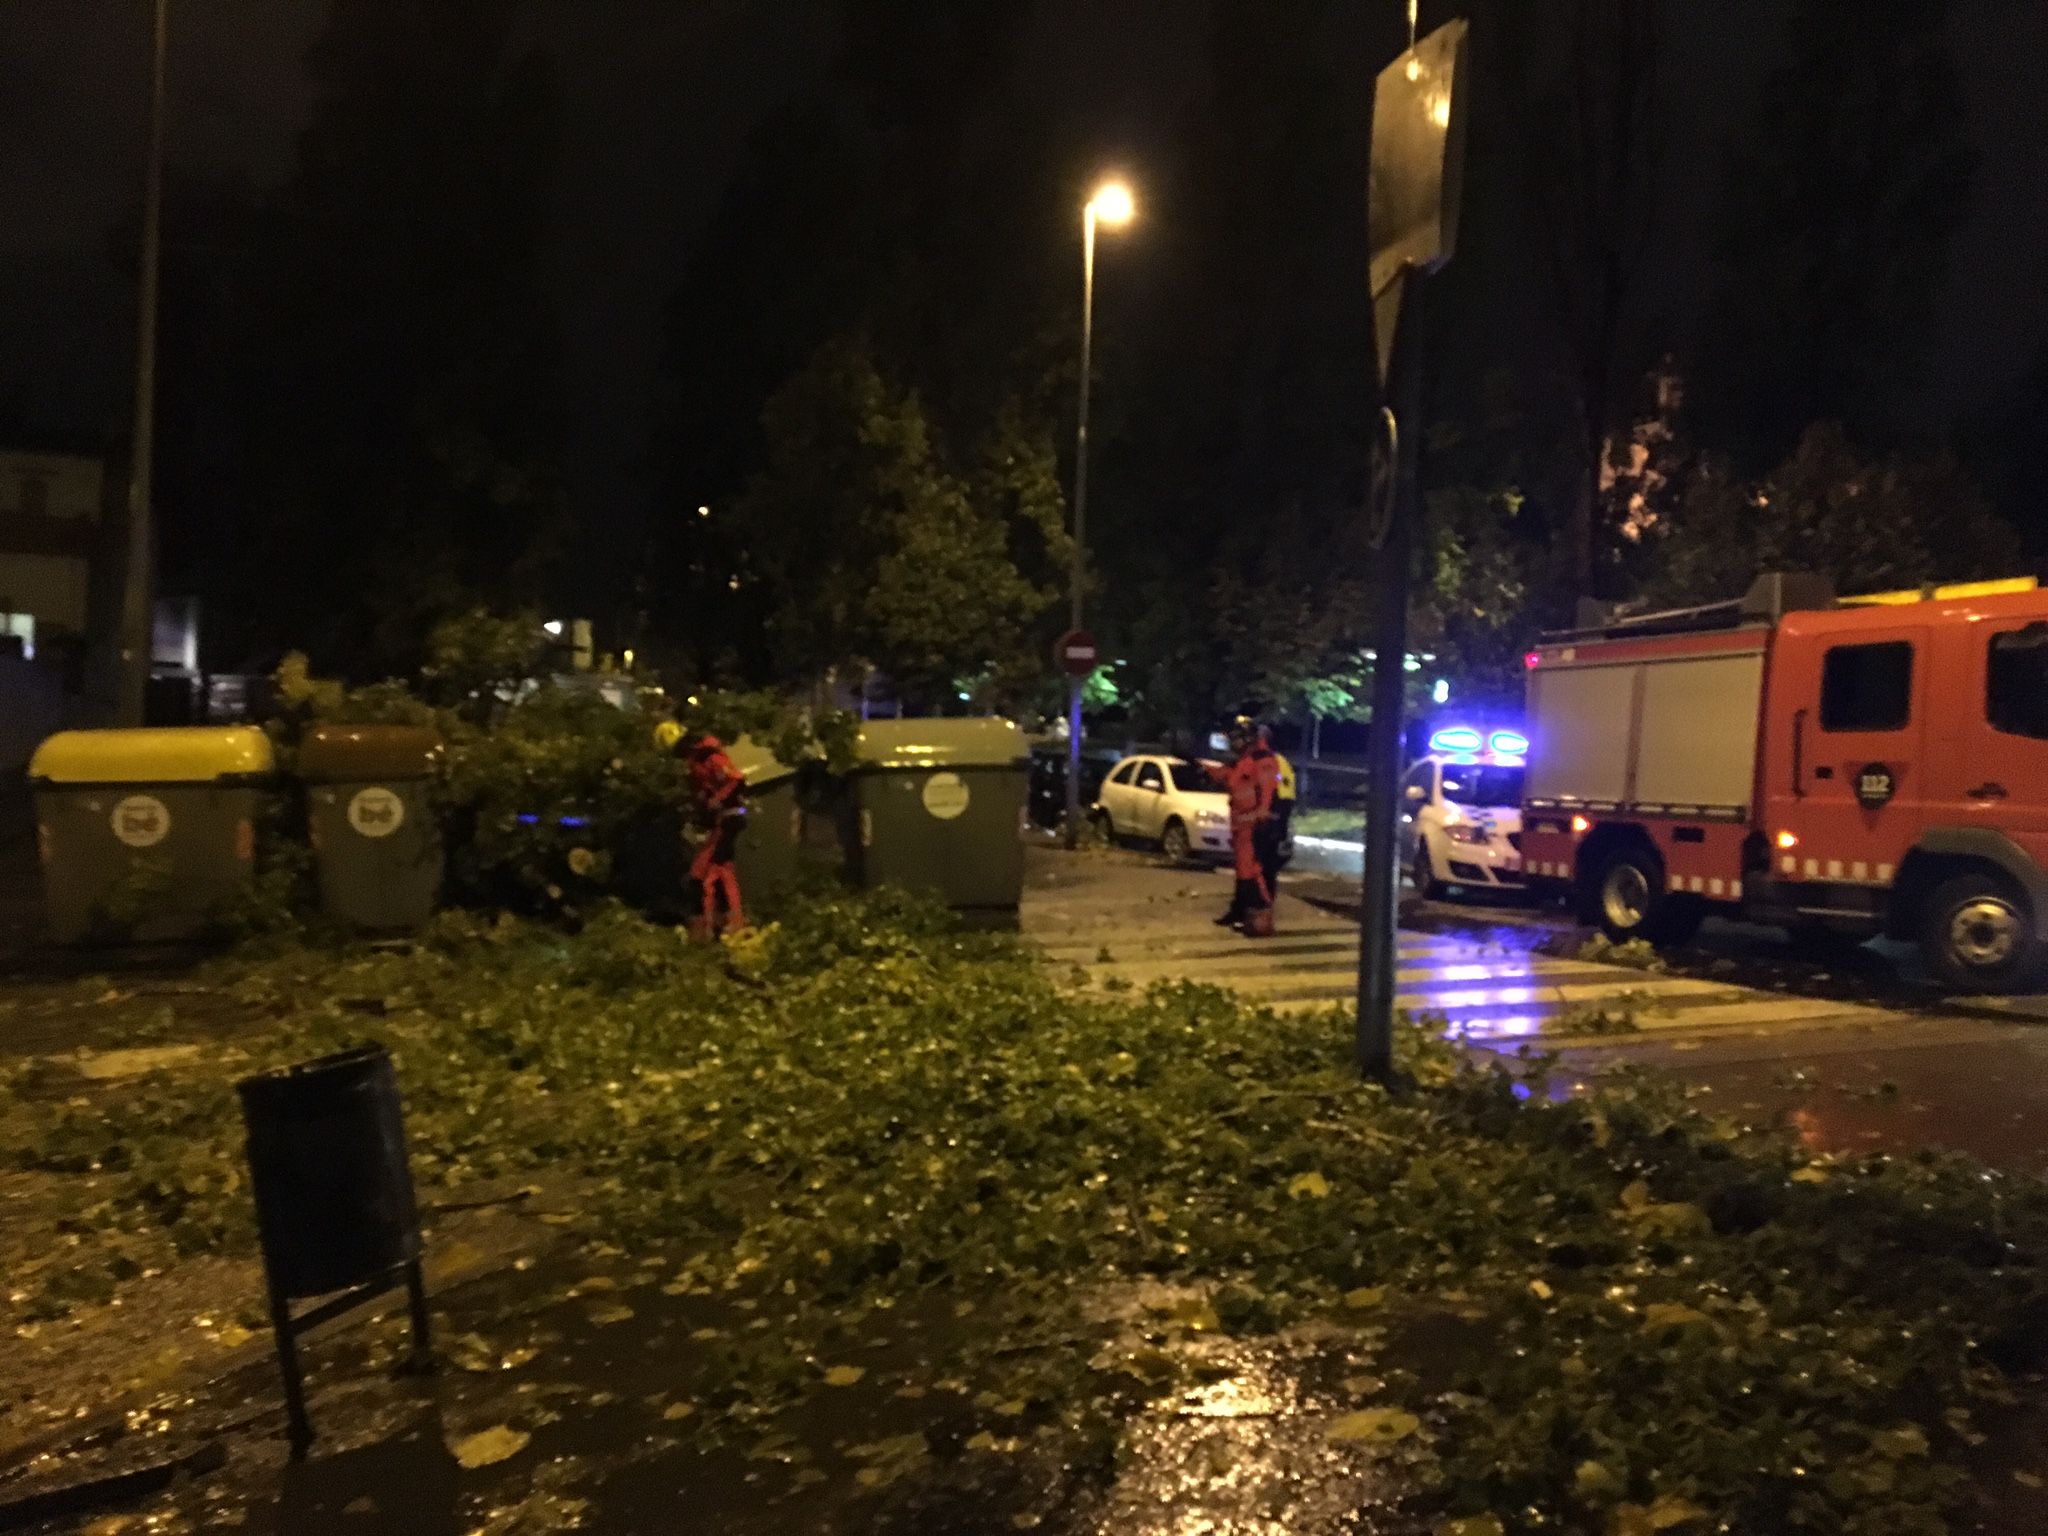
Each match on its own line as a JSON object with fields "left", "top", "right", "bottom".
{"left": 1028, "top": 885, "right": 1897, "bottom": 1049}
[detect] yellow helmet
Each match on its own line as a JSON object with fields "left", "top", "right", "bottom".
{"left": 652, "top": 719, "right": 683, "bottom": 751}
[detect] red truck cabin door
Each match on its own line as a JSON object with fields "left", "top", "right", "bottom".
{"left": 1931, "top": 613, "right": 2048, "bottom": 870}
{"left": 1765, "top": 619, "right": 1929, "bottom": 885}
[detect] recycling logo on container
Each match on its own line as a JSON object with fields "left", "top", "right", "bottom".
{"left": 921, "top": 772, "right": 971, "bottom": 821}
{"left": 347, "top": 786, "right": 406, "bottom": 838}
{"left": 111, "top": 795, "right": 171, "bottom": 849}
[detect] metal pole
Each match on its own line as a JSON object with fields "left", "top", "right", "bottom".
{"left": 119, "top": 0, "right": 169, "bottom": 726}
{"left": 1356, "top": 270, "right": 1425, "bottom": 1080}
{"left": 1064, "top": 204, "right": 1098, "bottom": 848}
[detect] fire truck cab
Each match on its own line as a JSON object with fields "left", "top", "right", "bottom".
{"left": 1520, "top": 574, "right": 2048, "bottom": 992}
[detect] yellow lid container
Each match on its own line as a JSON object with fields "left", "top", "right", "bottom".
{"left": 29, "top": 726, "right": 277, "bottom": 785}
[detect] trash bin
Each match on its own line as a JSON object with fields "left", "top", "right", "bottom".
{"left": 236, "top": 1044, "right": 424, "bottom": 1300}
{"left": 726, "top": 734, "right": 802, "bottom": 909}
{"left": 847, "top": 718, "right": 1030, "bottom": 912}
{"left": 237, "top": 1043, "right": 430, "bottom": 1453}
{"left": 299, "top": 724, "right": 444, "bottom": 931}
{"left": 28, "top": 726, "right": 275, "bottom": 944}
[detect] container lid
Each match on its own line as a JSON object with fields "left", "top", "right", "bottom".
{"left": 853, "top": 717, "right": 1029, "bottom": 770}
{"left": 724, "top": 733, "right": 796, "bottom": 788}
{"left": 299, "top": 723, "right": 444, "bottom": 782}
{"left": 29, "top": 726, "right": 276, "bottom": 785}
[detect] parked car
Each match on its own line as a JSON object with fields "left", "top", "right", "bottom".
{"left": 1093, "top": 753, "right": 1295, "bottom": 866}
{"left": 1027, "top": 744, "right": 1121, "bottom": 831}
{"left": 1400, "top": 752, "right": 1525, "bottom": 898}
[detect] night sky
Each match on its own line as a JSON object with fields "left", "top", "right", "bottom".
{"left": 2, "top": 0, "right": 2044, "bottom": 553}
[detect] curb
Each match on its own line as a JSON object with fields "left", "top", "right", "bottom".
{"left": 0, "top": 1440, "right": 226, "bottom": 1532}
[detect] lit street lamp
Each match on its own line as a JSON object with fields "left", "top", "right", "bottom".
{"left": 1063, "top": 177, "right": 1134, "bottom": 848}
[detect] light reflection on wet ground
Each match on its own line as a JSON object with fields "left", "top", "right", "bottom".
{"left": 4, "top": 1252, "right": 1443, "bottom": 1536}
{"left": 1085, "top": 1331, "right": 1411, "bottom": 1536}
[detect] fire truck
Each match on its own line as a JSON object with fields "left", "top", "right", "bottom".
{"left": 1519, "top": 573, "right": 2048, "bottom": 991}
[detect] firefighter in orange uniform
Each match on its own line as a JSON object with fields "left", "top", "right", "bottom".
{"left": 1210, "top": 717, "right": 1280, "bottom": 933}
{"left": 685, "top": 733, "right": 747, "bottom": 935}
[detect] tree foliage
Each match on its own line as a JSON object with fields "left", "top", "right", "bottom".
{"left": 1689, "top": 0, "right": 1976, "bottom": 468}
{"left": 157, "top": 0, "right": 566, "bottom": 677}
{"left": 1642, "top": 422, "right": 2018, "bottom": 606}
{"left": 733, "top": 339, "right": 1068, "bottom": 710}
{"left": 1519, "top": 0, "right": 1665, "bottom": 597}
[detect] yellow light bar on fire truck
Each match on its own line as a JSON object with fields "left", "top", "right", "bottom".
{"left": 1839, "top": 576, "right": 2038, "bottom": 607}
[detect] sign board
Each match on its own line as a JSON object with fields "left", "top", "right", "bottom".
{"left": 1056, "top": 629, "right": 1099, "bottom": 679}
{"left": 1368, "top": 18, "right": 1469, "bottom": 382}
{"left": 112, "top": 794, "right": 171, "bottom": 849}
{"left": 1856, "top": 763, "right": 1897, "bottom": 810}
{"left": 921, "top": 771, "right": 971, "bottom": 820}
{"left": 348, "top": 786, "right": 406, "bottom": 838}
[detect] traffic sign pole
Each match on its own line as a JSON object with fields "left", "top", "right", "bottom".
{"left": 1057, "top": 629, "right": 1098, "bottom": 846}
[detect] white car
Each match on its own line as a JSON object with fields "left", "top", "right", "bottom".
{"left": 1400, "top": 752, "right": 1526, "bottom": 897}
{"left": 1092, "top": 754, "right": 1235, "bottom": 862}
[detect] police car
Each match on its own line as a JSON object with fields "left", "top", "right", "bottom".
{"left": 1399, "top": 728, "right": 1527, "bottom": 898}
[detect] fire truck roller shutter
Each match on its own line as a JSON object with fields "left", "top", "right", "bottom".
{"left": 1633, "top": 651, "right": 1766, "bottom": 815}
{"left": 1526, "top": 663, "right": 1633, "bottom": 807}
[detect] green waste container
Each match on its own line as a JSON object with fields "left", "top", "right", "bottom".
{"left": 725, "top": 735, "right": 802, "bottom": 911}
{"left": 300, "top": 724, "right": 444, "bottom": 931}
{"left": 847, "top": 718, "right": 1029, "bottom": 913}
{"left": 29, "top": 726, "right": 275, "bottom": 944}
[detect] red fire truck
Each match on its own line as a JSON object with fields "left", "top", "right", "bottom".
{"left": 1519, "top": 573, "right": 2048, "bottom": 991}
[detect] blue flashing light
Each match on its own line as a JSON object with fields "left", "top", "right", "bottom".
{"left": 1493, "top": 754, "right": 1527, "bottom": 768}
{"left": 1429, "top": 726, "right": 1484, "bottom": 754}
{"left": 1488, "top": 730, "right": 1530, "bottom": 757}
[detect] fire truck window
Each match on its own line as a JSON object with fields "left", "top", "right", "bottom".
{"left": 1988, "top": 624, "right": 2048, "bottom": 740}
{"left": 1820, "top": 641, "right": 1913, "bottom": 732}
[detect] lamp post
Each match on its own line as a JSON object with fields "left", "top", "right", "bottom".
{"left": 118, "top": 0, "right": 169, "bottom": 725}
{"left": 1064, "top": 178, "right": 1134, "bottom": 848}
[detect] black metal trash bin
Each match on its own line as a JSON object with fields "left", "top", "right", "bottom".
{"left": 237, "top": 1044, "right": 429, "bottom": 1452}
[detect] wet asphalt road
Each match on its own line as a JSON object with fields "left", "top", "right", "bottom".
{"left": 1281, "top": 840, "right": 2048, "bottom": 1174}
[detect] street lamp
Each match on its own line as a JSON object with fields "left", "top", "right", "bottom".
{"left": 1064, "top": 177, "right": 1134, "bottom": 848}
{"left": 117, "top": 0, "right": 169, "bottom": 724}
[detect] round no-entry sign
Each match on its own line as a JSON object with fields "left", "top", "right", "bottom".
{"left": 1056, "top": 629, "right": 1098, "bottom": 678}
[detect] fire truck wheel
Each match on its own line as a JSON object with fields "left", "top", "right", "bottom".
{"left": 1922, "top": 873, "right": 2043, "bottom": 993}
{"left": 1592, "top": 845, "right": 1700, "bottom": 946}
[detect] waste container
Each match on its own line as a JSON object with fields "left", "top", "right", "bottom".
{"left": 726, "top": 734, "right": 802, "bottom": 909}
{"left": 299, "top": 724, "right": 444, "bottom": 931}
{"left": 847, "top": 718, "right": 1030, "bottom": 912}
{"left": 29, "top": 726, "right": 274, "bottom": 944}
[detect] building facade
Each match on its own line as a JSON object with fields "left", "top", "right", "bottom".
{"left": 0, "top": 448, "right": 104, "bottom": 661}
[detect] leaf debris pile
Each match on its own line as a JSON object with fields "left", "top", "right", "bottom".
{"left": 3, "top": 890, "right": 2045, "bottom": 1532}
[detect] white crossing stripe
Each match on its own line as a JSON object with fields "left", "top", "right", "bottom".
{"left": 1032, "top": 892, "right": 1888, "bottom": 1049}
